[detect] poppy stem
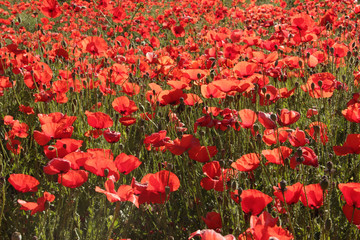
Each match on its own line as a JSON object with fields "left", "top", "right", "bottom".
{"left": 106, "top": 201, "right": 121, "bottom": 240}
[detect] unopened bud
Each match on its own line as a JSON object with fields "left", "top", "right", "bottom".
{"left": 320, "top": 176, "right": 329, "bottom": 191}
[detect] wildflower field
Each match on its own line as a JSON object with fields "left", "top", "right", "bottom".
{"left": 2, "top": 0, "right": 360, "bottom": 239}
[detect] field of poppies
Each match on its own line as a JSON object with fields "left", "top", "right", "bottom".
{"left": 2, "top": 0, "right": 360, "bottom": 239}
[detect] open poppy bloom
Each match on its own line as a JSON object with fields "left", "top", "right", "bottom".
{"left": 333, "top": 134, "right": 360, "bottom": 156}
{"left": 239, "top": 189, "right": 273, "bottom": 215}
{"left": 200, "top": 161, "right": 232, "bottom": 191}
{"left": 306, "top": 122, "right": 328, "bottom": 145}
{"left": 300, "top": 184, "right": 324, "bottom": 209}
{"left": 8, "top": 174, "right": 40, "bottom": 193}
{"left": 202, "top": 212, "right": 222, "bottom": 230}
{"left": 43, "top": 158, "right": 71, "bottom": 175}
{"left": 188, "top": 145, "right": 218, "bottom": 162}
{"left": 18, "top": 192, "right": 55, "bottom": 215}
{"left": 96, "top": 178, "right": 139, "bottom": 206}
{"left": 342, "top": 103, "right": 360, "bottom": 123}
{"left": 165, "top": 134, "right": 200, "bottom": 155}
{"left": 273, "top": 182, "right": 303, "bottom": 205}
{"left": 262, "top": 146, "right": 292, "bottom": 165}
{"left": 112, "top": 96, "right": 138, "bottom": 116}
{"left": 40, "top": 0, "right": 62, "bottom": 18}
{"left": 80, "top": 36, "right": 108, "bottom": 56}
{"left": 342, "top": 203, "right": 360, "bottom": 225}
{"left": 338, "top": 183, "right": 360, "bottom": 208}
{"left": 232, "top": 153, "right": 260, "bottom": 172}
{"left": 58, "top": 170, "right": 88, "bottom": 188}
{"left": 85, "top": 111, "right": 113, "bottom": 129}
{"left": 290, "top": 147, "right": 318, "bottom": 169}
{"left": 189, "top": 229, "right": 235, "bottom": 240}
{"left": 114, "top": 153, "right": 142, "bottom": 175}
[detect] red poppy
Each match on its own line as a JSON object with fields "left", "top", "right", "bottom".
{"left": 238, "top": 109, "right": 257, "bottom": 128}
{"left": 250, "top": 225, "right": 294, "bottom": 240}
{"left": 119, "top": 117, "right": 137, "bottom": 126}
{"left": 342, "top": 203, "right": 360, "bottom": 225}
{"left": 306, "top": 122, "right": 328, "bottom": 145}
{"left": 233, "top": 61, "right": 257, "bottom": 78}
{"left": 288, "top": 128, "right": 309, "bottom": 147}
{"left": 84, "top": 149, "right": 120, "bottom": 181}
{"left": 333, "top": 134, "right": 360, "bottom": 156}
{"left": 262, "top": 127, "right": 290, "bottom": 146}
{"left": 240, "top": 189, "right": 273, "bottom": 215}
{"left": 188, "top": 145, "right": 218, "bottom": 162}
{"left": 40, "top": 0, "right": 62, "bottom": 18}
{"left": 144, "top": 130, "right": 170, "bottom": 149}
{"left": 114, "top": 153, "right": 142, "bottom": 175}
{"left": 290, "top": 147, "right": 318, "bottom": 169}
{"left": 202, "top": 212, "right": 222, "bottom": 230}
{"left": 63, "top": 152, "right": 90, "bottom": 170}
{"left": 85, "top": 111, "right": 113, "bottom": 129}
{"left": 231, "top": 153, "right": 260, "bottom": 172}
{"left": 112, "top": 96, "right": 138, "bottom": 116}
{"left": 171, "top": 25, "right": 185, "bottom": 38}
{"left": 306, "top": 108, "right": 318, "bottom": 118}
{"left": 258, "top": 111, "right": 277, "bottom": 129}
{"left": 200, "top": 161, "right": 231, "bottom": 192}
{"left": 111, "top": 6, "right": 126, "bottom": 23}
{"left": 338, "top": 183, "right": 360, "bottom": 208}
{"left": 277, "top": 109, "right": 300, "bottom": 126}
{"left": 158, "top": 89, "right": 187, "bottom": 106}
{"left": 301, "top": 73, "right": 339, "bottom": 98}
{"left": 18, "top": 192, "right": 55, "bottom": 215}
{"left": 19, "top": 105, "right": 34, "bottom": 115}
{"left": 300, "top": 184, "right": 324, "bottom": 209}
{"left": 273, "top": 182, "right": 303, "bottom": 205}
{"left": 58, "top": 170, "right": 88, "bottom": 188}
{"left": 8, "top": 174, "right": 40, "bottom": 193}
{"left": 201, "top": 84, "right": 226, "bottom": 99}
{"left": 165, "top": 134, "right": 200, "bottom": 155}
{"left": 262, "top": 146, "right": 292, "bottom": 165}
{"left": 103, "top": 129, "right": 121, "bottom": 143}
{"left": 43, "top": 158, "right": 71, "bottom": 175}
{"left": 43, "top": 138, "right": 83, "bottom": 159}
{"left": 189, "top": 229, "right": 235, "bottom": 240}
{"left": 95, "top": 179, "right": 138, "bottom": 207}
{"left": 80, "top": 36, "right": 108, "bottom": 56}
{"left": 342, "top": 103, "right": 360, "bottom": 123}
{"left": 121, "top": 82, "right": 140, "bottom": 96}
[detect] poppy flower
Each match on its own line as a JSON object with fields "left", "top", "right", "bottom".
{"left": 103, "top": 129, "right": 121, "bottom": 143}
{"left": 273, "top": 182, "right": 303, "bottom": 205}
{"left": 85, "top": 111, "right": 113, "bottom": 129}
{"left": 111, "top": 6, "right": 126, "bottom": 23}
{"left": 288, "top": 128, "right": 309, "bottom": 147}
{"left": 58, "top": 170, "right": 88, "bottom": 188}
{"left": 189, "top": 229, "right": 235, "bottom": 240}
{"left": 262, "top": 127, "right": 290, "bottom": 146}
{"left": 301, "top": 72, "right": 338, "bottom": 98}
{"left": 95, "top": 179, "right": 139, "bottom": 207}
{"left": 238, "top": 109, "right": 257, "bottom": 128}
{"left": 240, "top": 189, "right": 273, "bottom": 215}
{"left": 8, "top": 174, "right": 40, "bottom": 193}
{"left": 258, "top": 111, "right": 277, "bottom": 129}
{"left": 188, "top": 146, "right": 218, "bottom": 162}
{"left": 119, "top": 117, "right": 136, "bottom": 126}
{"left": 44, "top": 158, "right": 71, "bottom": 175}
{"left": 277, "top": 109, "right": 300, "bottom": 126}
{"left": 300, "top": 184, "right": 324, "bottom": 209}
{"left": 202, "top": 212, "right": 222, "bottom": 230}
{"left": 290, "top": 147, "right": 318, "bottom": 169}
{"left": 342, "top": 203, "right": 360, "bottom": 225}
{"left": 19, "top": 105, "right": 34, "bottom": 115}
{"left": 43, "top": 138, "right": 83, "bottom": 159}
{"left": 18, "top": 192, "right": 55, "bottom": 215}
{"left": 165, "top": 134, "right": 200, "bottom": 155}
{"left": 158, "top": 89, "right": 187, "bottom": 106}
{"left": 171, "top": 25, "right": 185, "bottom": 38}
{"left": 231, "top": 153, "right": 260, "bottom": 172}
{"left": 333, "top": 134, "right": 360, "bottom": 156}
{"left": 201, "top": 84, "right": 226, "bottom": 99}
{"left": 40, "top": 0, "right": 62, "bottom": 18}
{"left": 80, "top": 36, "right": 108, "bottom": 56}
{"left": 112, "top": 96, "right": 138, "bottom": 116}
{"left": 306, "top": 108, "right": 318, "bottom": 118}
{"left": 306, "top": 122, "right": 328, "bottom": 145}
{"left": 233, "top": 61, "right": 257, "bottom": 78}
{"left": 84, "top": 148, "right": 120, "bottom": 181}
{"left": 250, "top": 225, "right": 294, "bottom": 240}
{"left": 338, "top": 183, "right": 360, "bottom": 208}
{"left": 114, "top": 153, "right": 142, "bottom": 175}
{"left": 63, "top": 152, "right": 90, "bottom": 170}
{"left": 200, "top": 161, "right": 231, "bottom": 191}
{"left": 342, "top": 103, "right": 360, "bottom": 123}
{"left": 262, "top": 146, "right": 292, "bottom": 165}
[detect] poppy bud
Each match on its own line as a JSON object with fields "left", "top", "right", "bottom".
{"left": 326, "top": 161, "right": 333, "bottom": 171}
{"left": 311, "top": 82, "right": 316, "bottom": 90}
{"left": 231, "top": 181, "right": 237, "bottom": 191}
{"left": 295, "top": 82, "right": 300, "bottom": 88}
{"left": 237, "top": 187, "right": 243, "bottom": 196}
{"left": 313, "top": 125, "right": 320, "bottom": 134}
{"left": 330, "top": 47, "right": 334, "bottom": 54}
{"left": 166, "top": 163, "right": 173, "bottom": 171}
{"left": 165, "top": 185, "right": 171, "bottom": 196}
{"left": 270, "top": 113, "right": 277, "bottom": 122}
{"left": 306, "top": 52, "right": 311, "bottom": 59}
{"left": 298, "top": 60, "right": 303, "bottom": 67}
{"left": 296, "top": 156, "right": 304, "bottom": 163}
{"left": 11, "top": 232, "right": 22, "bottom": 240}
{"left": 318, "top": 80, "right": 323, "bottom": 88}
{"left": 197, "top": 73, "right": 202, "bottom": 79}
{"left": 219, "top": 159, "right": 225, "bottom": 168}
{"left": 274, "top": 59, "right": 278, "bottom": 67}
{"left": 320, "top": 176, "right": 329, "bottom": 191}
{"left": 256, "top": 133, "right": 262, "bottom": 143}
{"left": 347, "top": 51, "right": 352, "bottom": 58}
{"left": 253, "top": 124, "right": 259, "bottom": 132}
{"left": 265, "top": 93, "right": 271, "bottom": 100}
{"left": 279, "top": 179, "right": 287, "bottom": 192}
{"left": 325, "top": 219, "right": 332, "bottom": 231}
{"left": 296, "top": 147, "right": 303, "bottom": 157}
